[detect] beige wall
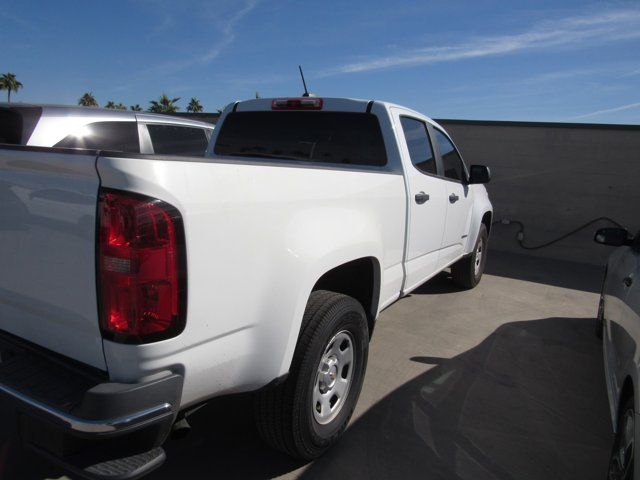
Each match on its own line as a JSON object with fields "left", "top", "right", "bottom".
{"left": 438, "top": 120, "right": 640, "bottom": 266}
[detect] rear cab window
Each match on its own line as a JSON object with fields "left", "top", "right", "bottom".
{"left": 214, "top": 111, "right": 387, "bottom": 167}
{"left": 147, "top": 124, "right": 209, "bottom": 156}
{"left": 54, "top": 121, "right": 140, "bottom": 152}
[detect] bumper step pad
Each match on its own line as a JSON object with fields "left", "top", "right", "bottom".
{"left": 32, "top": 444, "right": 166, "bottom": 480}
{"left": 84, "top": 447, "right": 166, "bottom": 480}
{"left": 0, "top": 346, "right": 100, "bottom": 413}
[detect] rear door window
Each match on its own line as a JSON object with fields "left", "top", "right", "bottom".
{"left": 434, "top": 129, "right": 466, "bottom": 182}
{"left": 54, "top": 121, "right": 140, "bottom": 152}
{"left": 214, "top": 111, "right": 387, "bottom": 167}
{"left": 400, "top": 117, "right": 437, "bottom": 175}
{"left": 147, "top": 124, "right": 209, "bottom": 156}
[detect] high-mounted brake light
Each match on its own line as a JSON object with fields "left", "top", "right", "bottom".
{"left": 97, "top": 189, "right": 186, "bottom": 343}
{"left": 271, "top": 97, "right": 323, "bottom": 110}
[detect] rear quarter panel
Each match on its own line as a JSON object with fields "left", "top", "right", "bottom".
{"left": 96, "top": 155, "right": 405, "bottom": 407}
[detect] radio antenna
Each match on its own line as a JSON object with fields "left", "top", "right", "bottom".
{"left": 299, "top": 65, "right": 311, "bottom": 97}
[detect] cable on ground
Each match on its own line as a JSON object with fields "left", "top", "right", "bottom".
{"left": 493, "top": 216, "right": 625, "bottom": 250}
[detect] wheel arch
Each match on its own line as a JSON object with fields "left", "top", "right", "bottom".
{"left": 481, "top": 211, "right": 493, "bottom": 236}
{"left": 312, "top": 256, "right": 381, "bottom": 338}
{"left": 276, "top": 250, "right": 384, "bottom": 379}
{"left": 464, "top": 187, "right": 493, "bottom": 255}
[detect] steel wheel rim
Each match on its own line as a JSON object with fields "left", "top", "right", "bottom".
{"left": 610, "top": 409, "right": 634, "bottom": 479}
{"left": 312, "top": 330, "right": 355, "bottom": 425}
{"left": 474, "top": 238, "right": 484, "bottom": 276}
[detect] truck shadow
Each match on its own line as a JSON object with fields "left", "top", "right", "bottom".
{"left": 2, "top": 318, "right": 612, "bottom": 480}
{"left": 298, "top": 316, "right": 612, "bottom": 480}
{"left": 157, "top": 316, "right": 612, "bottom": 479}
{"left": 411, "top": 250, "right": 604, "bottom": 296}
{"left": 482, "top": 250, "right": 604, "bottom": 293}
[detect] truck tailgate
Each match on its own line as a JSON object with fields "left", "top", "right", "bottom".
{"left": 0, "top": 147, "right": 105, "bottom": 370}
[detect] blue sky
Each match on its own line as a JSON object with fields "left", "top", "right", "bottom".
{"left": 1, "top": 0, "right": 639, "bottom": 123}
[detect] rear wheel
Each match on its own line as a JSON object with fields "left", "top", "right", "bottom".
{"left": 452, "top": 224, "right": 488, "bottom": 289}
{"left": 608, "top": 395, "right": 635, "bottom": 480}
{"left": 254, "top": 290, "right": 369, "bottom": 459}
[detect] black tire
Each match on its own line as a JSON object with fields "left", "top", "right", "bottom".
{"left": 452, "top": 224, "right": 488, "bottom": 289}
{"left": 254, "top": 290, "right": 369, "bottom": 460}
{"left": 608, "top": 395, "right": 635, "bottom": 480}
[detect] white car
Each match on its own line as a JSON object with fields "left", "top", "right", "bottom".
{"left": 0, "top": 96, "right": 492, "bottom": 479}
{"left": 0, "top": 103, "right": 214, "bottom": 155}
{"left": 595, "top": 227, "right": 640, "bottom": 480}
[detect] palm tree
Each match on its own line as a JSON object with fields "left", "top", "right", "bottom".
{"left": 0, "top": 72, "right": 23, "bottom": 103}
{"left": 130, "top": 104, "right": 142, "bottom": 111}
{"left": 186, "top": 97, "right": 203, "bottom": 113}
{"left": 78, "top": 92, "right": 98, "bottom": 107}
{"left": 148, "top": 94, "right": 180, "bottom": 113}
{"left": 104, "top": 101, "right": 126, "bottom": 110}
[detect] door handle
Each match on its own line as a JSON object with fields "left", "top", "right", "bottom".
{"left": 449, "top": 193, "right": 459, "bottom": 203}
{"left": 624, "top": 276, "right": 634, "bottom": 287}
{"left": 415, "top": 192, "right": 430, "bottom": 204}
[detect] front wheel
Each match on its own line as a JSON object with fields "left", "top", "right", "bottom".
{"left": 254, "top": 290, "right": 369, "bottom": 459}
{"left": 452, "top": 223, "right": 488, "bottom": 289}
{"left": 608, "top": 395, "right": 635, "bottom": 480}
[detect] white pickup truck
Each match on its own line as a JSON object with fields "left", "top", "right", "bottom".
{"left": 0, "top": 96, "right": 492, "bottom": 479}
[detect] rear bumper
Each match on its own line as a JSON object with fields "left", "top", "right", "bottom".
{"left": 2, "top": 379, "right": 178, "bottom": 437}
{"left": 0, "top": 329, "right": 182, "bottom": 476}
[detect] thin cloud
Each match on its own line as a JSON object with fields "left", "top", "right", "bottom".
{"left": 97, "top": 0, "right": 258, "bottom": 99}
{"left": 572, "top": 101, "right": 640, "bottom": 119}
{"left": 525, "top": 68, "right": 602, "bottom": 83}
{"left": 199, "top": 0, "right": 258, "bottom": 63}
{"left": 140, "top": 0, "right": 258, "bottom": 76}
{"left": 320, "top": 9, "right": 640, "bottom": 76}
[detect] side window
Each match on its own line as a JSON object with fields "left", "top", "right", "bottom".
{"left": 147, "top": 124, "right": 209, "bottom": 156}
{"left": 54, "top": 121, "right": 140, "bottom": 152}
{"left": 399, "top": 117, "right": 436, "bottom": 175}
{"left": 434, "top": 129, "right": 465, "bottom": 182}
{"left": 0, "top": 108, "right": 21, "bottom": 144}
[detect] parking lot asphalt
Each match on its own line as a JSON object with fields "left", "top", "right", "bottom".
{"left": 1, "top": 250, "right": 613, "bottom": 480}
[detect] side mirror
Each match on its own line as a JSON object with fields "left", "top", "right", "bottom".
{"left": 594, "top": 228, "right": 634, "bottom": 247}
{"left": 468, "top": 165, "right": 490, "bottom": 184}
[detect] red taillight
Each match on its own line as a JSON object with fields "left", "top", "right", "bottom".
{"left": 271, "top": 97, "right": 323, "bottom": 110}
{"left": 97, "top": 189, "right": 186, "bottom": 343}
